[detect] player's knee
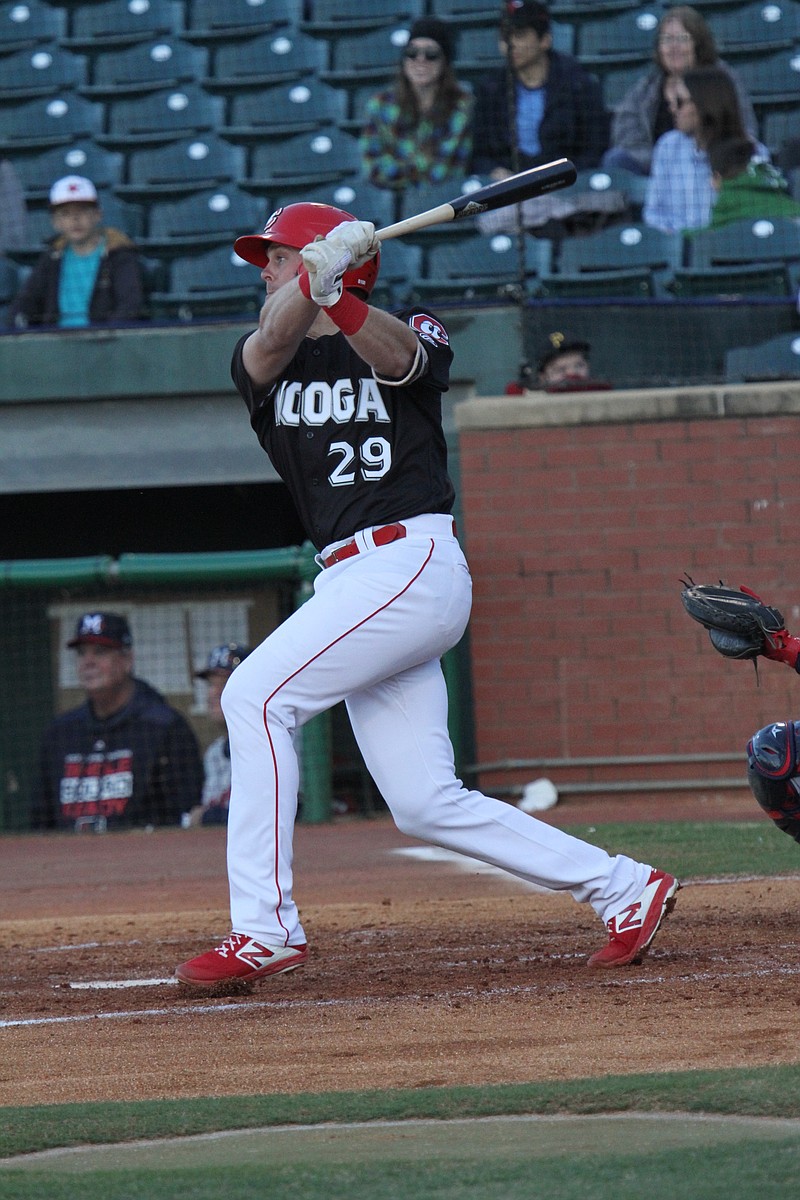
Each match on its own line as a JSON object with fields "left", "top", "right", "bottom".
{"left": 386, "top": 794, "right": 440, "bottom": 839}
{"left": 747, "top": 720, "right": 800, "bottom": 842}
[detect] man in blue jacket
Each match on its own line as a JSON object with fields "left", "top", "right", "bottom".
{"left": 471, "top": 0, "right": 609, "bottom": 178}
{"left": 32, "top": 611, "right": 203, "bottom": 831}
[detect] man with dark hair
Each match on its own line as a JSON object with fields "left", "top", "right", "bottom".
{"left": 470, "top": 0, "right": 610, "bottom": 178}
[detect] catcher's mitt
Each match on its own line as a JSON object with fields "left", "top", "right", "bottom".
{"left": 679, "top": 576, "right": 787, "bottom": 663}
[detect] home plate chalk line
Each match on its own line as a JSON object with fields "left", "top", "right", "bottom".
{"left": 69, "top": 978, "right": 177, "bottom": 990}
{"left": 2, "top": 1112, "right": 800, "bottom": 1172}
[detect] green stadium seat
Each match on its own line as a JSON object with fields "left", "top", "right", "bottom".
{"left": 451, "top": 24, "right": 505, "bottom": 77}
{"left": 302, "top": 0, "right": 424, "bottom": 35}
{"left": 117, "top": 134, "right": 245, "bottom": 200}
{"left": 139, "top": 186, "right": 265, "bottom": 254}
{"left": 79, "top": 39, "right": 207, "bottom": 100}
{"left": 182, "top": 0, "right": 302, "bottom": 45}
{"left": 320, "top": 26, "right": 411, "bottom": 88}
{"left": 734, "top": 50, "right": 800, "bottom": 104}
{"left": 672, "top": 215, "right": 800, "bottom": 296}
{"left": 397, "top": 177, "right": 488, "bottom": 240}
{"left": 205, "top": 30, "right": 326, "bottom": 91}
{"left": 0, "top": 93, "right": 103, "bottom": 151}
{"left": 762, "top": 110, "right": 799, "bottom": 161}
{"left": 246, "top": 128, "right": 362, "bottom": 193}
{"left": 10, "top": 139, "right": 124, "bottom": 202}
{"left": 576, "top": 8, "right": 660, "bottom": 65}
{"left": 429, "top": 0, "right": 498, "bottom": 24}
{"left": 549, "top": 0, "right": 642, "bottom": 15}
{"left": 61, "top": 0, "right": 182, "bottom": 51}
{"left": 537, "top": 223, "right": 683, "bottom": 298}
{"left": 709, "top": 1, "right": 800, "bottom": 59}
{"left": 600, "top": 61, "right": 650, "bottom": 110}
{"left": 147, "top": 245, "right": 263, "bottom": 321}
{"left": 263, "top": 178, "right": 397, "bottom": 230}
{"left": 369, "top": 239, "right": 424, "bottom": 308}
{"left": 0, "top": 1, "right": 66, "bottom": 51}
{"left": 725, "top": 331, "right": 800, "bottom": 381}
{"left": 0, "top": 44, "right": 85, "bottom": 101}
{"left": 569, "top": 166, "right": 647, "bottom": 219}
{"left": 416, "top": 230, "right": 532, "bottom": 301}
{"left": 687, "top": 215, "right": 800, "bottom": 270}
{"left": 220, "top": 79, "right": 347, "bottom": 142}
{"left": 97, "top": 85, "right": 224, "bottom": 149}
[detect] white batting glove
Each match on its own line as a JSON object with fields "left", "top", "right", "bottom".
{"left": 299, "top": 238, "right": 351, "bottom": 306}
{"left": 325, "top": 220, "right": 379, "bottom": 267}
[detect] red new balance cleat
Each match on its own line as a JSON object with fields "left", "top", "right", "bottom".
{"left": 175, "top": 934, "right": 308, "bottom": 986}
{"left": 588, "top": 869, "right": 679, "bottom": 968}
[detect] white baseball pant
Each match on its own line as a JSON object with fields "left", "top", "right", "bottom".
{"left": 221, "top": 514, "right": 652, "bottom": 946}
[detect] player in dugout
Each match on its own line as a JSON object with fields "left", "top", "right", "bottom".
{"left": 175, "top": 202, "right": 679, "bottom": 988}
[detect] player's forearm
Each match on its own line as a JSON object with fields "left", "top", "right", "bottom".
{"left": 243, "top": 280, "right": 318, "bottom": 386}
{"left": 343, "top": 305, "right": 420, "bottom": 379}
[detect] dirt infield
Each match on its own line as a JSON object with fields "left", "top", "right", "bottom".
{"left": 3, "top": 797, "right": 800, "bottom": 1108}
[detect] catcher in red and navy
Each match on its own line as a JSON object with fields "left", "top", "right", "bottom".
{"left": 681, "top": 578, "right": 800, "bottom": 842}
{"left": 175, "top": 202, "right": 678, "bottom": 988}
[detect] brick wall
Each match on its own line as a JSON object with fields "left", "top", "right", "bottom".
{"left": 455, "top": 385, "right": 800, "bottom": 798}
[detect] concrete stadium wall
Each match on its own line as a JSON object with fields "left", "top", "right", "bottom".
{"left": 455, "top": 382, "right": 800, "bottom": 800}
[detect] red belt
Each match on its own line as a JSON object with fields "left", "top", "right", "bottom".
{"left": 321, "top": 522, "right": 407, "bottom": 568}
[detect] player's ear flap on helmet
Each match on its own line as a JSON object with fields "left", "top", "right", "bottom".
{"left": 234, "top": 202, "right": 380, "bottom": 296}
{"left": 746, "top": 721, "right": 800, "bottom": 780}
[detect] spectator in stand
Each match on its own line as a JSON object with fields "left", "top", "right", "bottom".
{"left": 505, "top": 332, "right": 612, "bottom": 394}
{"left": 9, "top": 175, "right": 143, "bottom": 330}
{"left": 602, "top": 6, "right": 757, "bottom": 178}
{"left": 643, "top": 66, "right": 766, "bottom": 234}
{"left": 186, "top": 642, "right": 252, "bottom": 827}
{"left": 33, "top": 611, "right": 204, "bottom": 832}
{"left": 702, "top": 137, "right": 800, "bottom": 231}
{"left": 359, "top": 18, "right": 474, "bottom": 192}
{"left": 470, "top": 0, "right": 609, "bottom": 179}
{"left": 0, "top": 158, "right": 27, "bottom": 256}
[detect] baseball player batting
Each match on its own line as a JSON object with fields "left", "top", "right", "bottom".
{"left": 176, "top": 202, "right": 678, "bottom": 987}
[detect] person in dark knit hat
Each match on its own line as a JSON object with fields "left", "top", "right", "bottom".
{"left": 359, "top": 17, "right": 474, "bottom": 191}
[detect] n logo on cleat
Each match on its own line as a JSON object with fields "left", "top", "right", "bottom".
{"left": 235, "top": 939, "right": 274, "bottom": 969}
{"left": 614, "top": 902, "right": 643, "bottom": 931}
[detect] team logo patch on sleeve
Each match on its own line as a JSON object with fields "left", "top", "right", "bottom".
{"left": 410, "top": 314, "right": 449, "bottom": 346}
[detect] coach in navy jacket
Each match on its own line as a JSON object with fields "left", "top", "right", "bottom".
{"left": 470, "top": 1, "right": 609, "bottom": 177}
{"left": 32, "top": 611, "right": 203, "bottom": 831}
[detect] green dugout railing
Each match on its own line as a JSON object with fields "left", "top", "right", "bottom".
{"left": 0, "top": 546, "right": 473, "bottom": 827}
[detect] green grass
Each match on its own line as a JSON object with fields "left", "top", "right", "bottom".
{"left": 560, "top": 819, "right": 800, "bottom": 880}
{"left": 4, "top": 1066, "right": 800, "bottom": 1159}
{"left": 3, "top": 1140, "right": 800, "bottom": 1200}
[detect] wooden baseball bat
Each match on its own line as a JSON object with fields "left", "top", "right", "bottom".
{"left": 374, "top": 158, "right": 577, "bottom": 242}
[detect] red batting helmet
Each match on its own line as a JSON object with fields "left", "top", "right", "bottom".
{"left": 234, "top": 202, "right": 380, "bottom": 296}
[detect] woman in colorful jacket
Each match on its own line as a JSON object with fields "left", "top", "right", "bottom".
{"left": 359, "top": 18, "right": 473, "bottom": 191}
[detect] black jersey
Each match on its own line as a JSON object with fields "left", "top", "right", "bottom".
{"left": 231, "top": 306, "right": 456, "bottom": 550}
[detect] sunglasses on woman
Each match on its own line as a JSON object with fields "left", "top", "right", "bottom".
{"left": 403, "top": 47, "right": 443, "bottom": 61}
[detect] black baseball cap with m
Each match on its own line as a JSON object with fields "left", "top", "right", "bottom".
{"left": 502, "top": 0, "right": 551, "bottom": 35}
{"left": 68, "top": 611, "right": 132, "bottom": 649}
